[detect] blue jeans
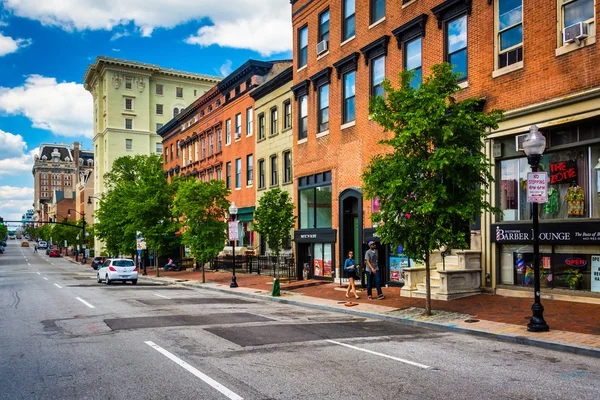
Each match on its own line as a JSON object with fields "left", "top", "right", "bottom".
{"left": 367, "top": 271, "right": 382, "bottom": 297}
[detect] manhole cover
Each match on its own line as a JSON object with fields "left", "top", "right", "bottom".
{"left": 464, "top": 319, "right": 480, "bottom": 323}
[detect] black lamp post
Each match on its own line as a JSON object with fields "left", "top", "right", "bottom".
{"left": 523, "top": 125, "right": 550, "bottom": 332}
{"left": 229, "top": 202, "right": 239, "bottom": 288}
{"left": 67, "top": 208, "right": 86, "bottom": 264}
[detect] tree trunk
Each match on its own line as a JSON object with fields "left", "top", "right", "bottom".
{"left": 425, "top": 251, "right": 431, "bottom": 316}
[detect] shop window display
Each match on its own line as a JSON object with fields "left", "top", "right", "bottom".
{"left": 313, "top": 243, "right": 333, "bottom": 278}
{"left": 499, "top": 146, "right": 599, "bottom": 221}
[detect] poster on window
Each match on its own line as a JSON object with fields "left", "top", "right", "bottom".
{"left": 314, "top": 259, "right": 323, "bottom": 277}
{"left": 591, "top": 255, "right": 600, "bottom": 293}
{"left": 389, "top": 255, "right": 409, "bottom": 282}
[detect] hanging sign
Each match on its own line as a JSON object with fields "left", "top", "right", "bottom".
{"left": 228, "top": 221, "right": 238, "bottom": 241}
{"left": 592, "top": 255, "right": 600, "bottom": 293}
{"left": 549, "top": 160, "right": 577, "bottom": 185}
{"left": 527, "top": 172, "right": 548, "bottom": 203}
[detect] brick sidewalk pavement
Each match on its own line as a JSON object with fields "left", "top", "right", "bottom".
{"left": 150, "top": 268, "right": 600, "bottom": 336}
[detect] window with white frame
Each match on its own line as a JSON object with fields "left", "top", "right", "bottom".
{"left": 125, "top": 98, "right": 133, "bottom": 110}
{"left": 226, "top": 162, "right": 231, "bottom": 188}
{"left": 497, "top": 0, "right": 523, "bottom": 69}
{"left": 343, "top": 0, "right": 356, "bottom": 41}
{"left": 560, "top": 0, "right": 595, "bottom": 46}
{"left": 270, "top": 107, "right": 278, "bottom": 135}
{"left": 217, "top": 130, "right": 222, "bottom": 152}
{"left": 246, "top": 107, "right": 253, "bottom": 135}
{"left": 235, "top": 158, "right": 242, "bottom": 189}
{"left": 156, "top": 104, "right": 163, "bottom": 115}
{"left": 156, "top": 84, "right": 163, "bottom": 95}
{"left": 299, "top": 95, "right": 308, "bottom": 140}
{"left": 298, "top": 26, "right": 308, "bottom": 68}
{"left": 125, "top": 77, "right": 132, "bottom": 89}
{"left": 371, "top": 56, "right": 385, "bottom": 97}
{"left": 201, "top": 137, "right": 206, "bottom": 159}
{"left": 246, "top": 154, "right": 253, "bottom": 185}
{"left": 318, "top": 84, "right": 329, "bottom": 132}
{"left": 209, "top": 133, "right": 214, "bottom": 155}
{"left": 125, "top": 118, "right": 133, "bottom": 130}
{"left": 446, "top": 15, "right": 468, "bottom": 81}
{"left": 176, "top": 87, "right": 183, "bottom": 98}
{"left": 156, "top": 123, "right": 163, "bottom": 131}
{"left": 156, "top": 143, "right": 162, "bottom": 153}
{"left": 235, "top": 113, "right": 242, "bottom": 138}
{"left": 126, "top": 138, "right": 132, "bottom": 150}
{"left": 226, "top": 119, "right": 231, "bottom": 144}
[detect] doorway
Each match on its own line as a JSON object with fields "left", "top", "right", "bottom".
{"left": 339, "top": 188, "right": 363, "bottom": 279}
{"left": 297, "top": 243, "right": 312, "bottom": 280}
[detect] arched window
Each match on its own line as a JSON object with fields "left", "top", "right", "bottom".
{"left": 173, "top": 108, "right": 179, "bottom": 118}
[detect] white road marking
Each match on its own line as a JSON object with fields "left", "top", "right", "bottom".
{"left": 145, "top": 341, "right": 243, "bottom": 400}
{"left": 154, "top": 294, "right": 172, "bottom": 299}
{"left": 28, "top": 263, "right": 30, "bottom": 265}
{"left": 43, "top": 277, "right": 48, "bottom": 280}
{"left": 54, "top": 283, "right": 62, "bottom": 289}
{"left": 37, "top": 272, "right": 40, "bottom": 275}
{"left": 326, "top": 340, "right": 433, "bottom": 370}
{"left": 76, "top": 297, "right": 95, "bottom": 309}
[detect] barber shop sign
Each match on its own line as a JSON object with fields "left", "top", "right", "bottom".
{"left": 493, "top": 222, "right": 600, "bottom": 245}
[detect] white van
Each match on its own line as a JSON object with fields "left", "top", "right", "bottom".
{"left": 38, "top": 241, "right": 48, "bottom": 249}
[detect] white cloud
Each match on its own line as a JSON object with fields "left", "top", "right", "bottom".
{"left": 110, "top": 30, "right": 130, "bottom": 41}
{"left": 1, "top": 0, "right": 292, "bottom": 55}
{"left": 0, "top": 74, "right": 92, "bottom": 137}
{"left": 0, "top": 129, "right": 27, "bottom": 159}
{"left": 0, "top": 32, "right": 32, "bottom": 56}
{"left": 219, "top": 60, "right": 232, "bottom": 77}
{"left": 0, "top": 186, "right": 34, "bottom": 200}
{"left": 0, "top": 198, "right": 32, "bottom": 224}
{"left": 0, "top": 147, "right": 37, "bottom": 177}
{"left": 111, "top": 48, "right": 120, "bottom": 52}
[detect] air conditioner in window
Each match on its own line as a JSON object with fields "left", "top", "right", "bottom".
{"left": 563, "top": 22, "right": 588, "bottom": 44}
{"left": 515, "top": 134, "right": 527, "bottom": 152}
{"left": 316, "top": 40, "right": 329, "bottom": 55}
{"left": 248, "top": 180, "right": 253, "bottom": 185}
{"left": 235, "top": 132, "right": 241, "bottom": 140}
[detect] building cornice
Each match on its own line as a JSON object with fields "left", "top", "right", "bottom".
{"left": 250, "top": 66, "right": 293, "bottom": 101}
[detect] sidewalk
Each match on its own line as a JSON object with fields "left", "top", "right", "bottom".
{"left": 134, "top": 268, "right": 600, "bottom": 357}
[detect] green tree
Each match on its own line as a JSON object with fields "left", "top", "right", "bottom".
{"left": 254, "top": 188, "right": 296, "bottom": 258}
{"left": 0, "top": 223, "right": 7, "bottom": 239}
{"left": 363, "top": 63, "right": 502, "bottom": 315}
{"left": 172, "top": 179, "right": 230, "bottom": 269}
{"left": 51, "top": 218, "right": 81, "bottom": 248}
{"left": 94, "top": 155, "right": 177, "bottom": 257}
{"left": 37, "top": 224, "right": 52, "bottom": 242}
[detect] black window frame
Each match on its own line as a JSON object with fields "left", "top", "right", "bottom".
{"left": 319, "top": 9, "right": 330, "bottom": 43}
{"left": 283, "top": 100, "right": 292, "bottom": 129}
{"left": 370, "top": 0, "right": 385, "bottom": 24}
{"left": 370, "top": 55, "right": 385, "bottom": 98}
{"left": 298, "top": 25, "right": 309, "bottom": 68}
{"left": 445, "top": 14, "right": 468, "bottom": 82}
{"left": 404, "top": 37, "right": 423, "bottom": 89}
{"left": 258, "top": 159, "right": 265, "bottom": 189}
{"left": 270, "top": 107, "right": 278, "bottom": 135}
{"left": 318, "top": 83, "right": 329, "bottom": 133}
{"left": 156, "top": 104, "right": 163, "bottom": 115}
{"left": 342, "top": 71, "right": 356, "bottom": 124}
{"left": 283, "top": 151, "right": 292, "bottom": 183}
{"left": 342, "top": 0, "right": 356, "bottom": 42}
{"left": 246, "top": 154, "right": 253, "bottom": 185}
{"left": 270, "top": 154, "right": 278, "bottom": 186}
{"left": 156, "top": 84, "right": 163, "bottom": 95}
{"left": 258, "top": 113, "right": 266, "bottom": 140}
{"left": 226, "top": 161, "right": 231, "bottom": 189}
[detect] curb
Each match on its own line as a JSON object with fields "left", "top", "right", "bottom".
{"left": 140, "top": 276, "right": 600, "bottom": 359}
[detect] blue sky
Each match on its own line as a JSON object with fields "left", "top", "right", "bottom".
{"left": 0, "top": 0, "right": 292, "bottom": 226}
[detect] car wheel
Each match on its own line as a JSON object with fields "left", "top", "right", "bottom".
{"left": 105, "top": 274, "right": 111, "bottom": 285}
{"left": 97, "top": 274, "right": 102, "bottom": 283}
{"left": 131, "top": 280, "right": 137, "bottom": 285}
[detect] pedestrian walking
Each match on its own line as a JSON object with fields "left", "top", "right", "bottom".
{"left": 364, "top": 241, "right": 384, "bottom": 300}
{"left": 34, "top": 244, "right": 38, "bottom": 253}
{"left": 344, "top": 251, "right": 360, "bottom": 299}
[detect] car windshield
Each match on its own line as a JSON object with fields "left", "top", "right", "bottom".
{"left": 113, "top": 260, "right": 134, "bottom": 267}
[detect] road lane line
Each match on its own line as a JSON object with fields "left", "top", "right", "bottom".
{"left": 144, "top": 341, "right": 243, "bottom": 400}
{"left": 54, "top": 283, "right": 62, "bottom": 289}
{"left": 325, "top": 340, "right": 433, "bottom": 370}
{"left": 154, "top": 294, "right": 172, "bottom": 299}
{"left": 76, "top": 297, "right": 95, "bottom": 309}
{"left": 43, "top": 277, "right": 48, "bottom": 280}
{"left": 37, "top": 272, "right": 40, "bottom": 275}
{"left": 28, "top": 263, "right": 31, "bottom": 265}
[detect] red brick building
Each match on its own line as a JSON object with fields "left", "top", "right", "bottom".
{"left": 290, "top": 0, "right": 600, "bottom": 294}
{"left": 160, "top": 60, "right": 290, "bottom": 250}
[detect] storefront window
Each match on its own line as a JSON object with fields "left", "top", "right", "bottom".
{"left": 299, "top": 184, "right": 332, "bottom": 229}
{"left": 313, "top": 243, "right": 333, "bottom": 278}
{"left": 499, "top": 146, "right": 598, "bottom": 221}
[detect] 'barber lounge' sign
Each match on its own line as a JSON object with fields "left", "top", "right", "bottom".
{"left": 492, "top": 222, "right": 600, "bottom": 245}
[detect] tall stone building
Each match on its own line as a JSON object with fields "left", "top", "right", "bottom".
{"left": 32, "top": 142, "right": 94, "bottom": 224}
{"left": 83, "top": 56, "right": 221, "bottom": 251}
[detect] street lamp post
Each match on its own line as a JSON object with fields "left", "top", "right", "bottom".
{"left": 523, "top": 125, "right": 550, "bottom": 333}
{"left": 67, "top": 208, "right": 86, "bottom": 264}
{"left": 229, "top": 202, "right": 238, "bottom": 288}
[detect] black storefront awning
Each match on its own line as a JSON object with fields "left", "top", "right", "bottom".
{"left": 294, "top": 229, "right": 337, "bottom": 243}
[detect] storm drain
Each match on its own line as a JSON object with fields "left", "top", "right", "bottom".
{"left": 206, "top": 321, "right": 435, "bottom": 347}
{"left": 104, "top": 312, "right": 272, "bottom": 330}
{"left": 137, "top": 298, "right": 256, "bottom": 306}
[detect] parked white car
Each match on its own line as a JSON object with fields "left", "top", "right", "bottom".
{"left": 38, "top": 241, "right": 48, "bottom": 249}
{"left": 97, "top": 258, "right": 138, "bottom": 285}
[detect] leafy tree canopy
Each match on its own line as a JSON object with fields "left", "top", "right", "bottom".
{"left": 172, "top": 179, "right": 230, "bottom": 265}
{"left": 254, "top": 188, "right": 296, "bottom": 257}
{"left": 363, "top": 63, "right": 502, "bottom": 313}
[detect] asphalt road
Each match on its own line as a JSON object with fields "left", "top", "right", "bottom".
{"left": 1, "top": 240, "right": 599, "bottom": 400}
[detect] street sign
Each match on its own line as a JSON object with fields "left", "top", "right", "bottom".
{"left": 527, "top": 172, "right": 548, "bottom": 203}
{"left": 136, "top": 231, "right": 146, "bottom": 250}
{"left": 228, "top": 221, "right": 238, "bottom": 241}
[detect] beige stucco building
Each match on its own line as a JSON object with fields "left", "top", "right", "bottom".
{"left": 83, "top": 57, "right": 221, "bottom": 251}
{"left": 250, "top": 66, "right": 294, "bottom": 255}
